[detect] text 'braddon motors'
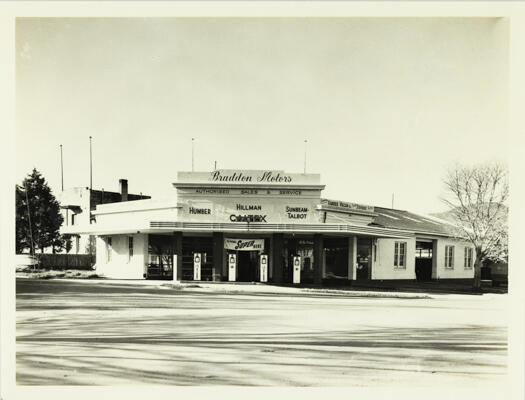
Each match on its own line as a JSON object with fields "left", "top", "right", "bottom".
{"left": 210, "top": 170, "right": 293, "bottom": 183}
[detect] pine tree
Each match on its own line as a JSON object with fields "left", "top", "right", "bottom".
{"left": 16, "top": 168, "right": 65, "bottom": 254}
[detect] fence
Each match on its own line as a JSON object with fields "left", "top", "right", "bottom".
{"left": 35, "top": 254, "right": 96, "bottom": 270}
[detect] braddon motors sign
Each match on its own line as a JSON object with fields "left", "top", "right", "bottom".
{"left": 210, "top": 170, "right": 293, "bottom": 183}
{"left": 224, "top": 238, "right": 264, "bottom": 251}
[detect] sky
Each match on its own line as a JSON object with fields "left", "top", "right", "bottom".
{"left": 15, "top": 17, "right": 509, "bottom": 214}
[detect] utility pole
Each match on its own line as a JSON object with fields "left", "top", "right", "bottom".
{"left": 60, "top": 144, "right": 64, "bottom": 191}
{"left": 391, "top": 193, "right": 394, "bottom": 209}
{"left": 303, "top": 139, "right": 307, "bottom": 174}
{"left": 89, "top": 136, "right": 93, "bottom": 191}
{"left": 191, "top": 138, "right": 195, "bottom": 172}
{"left": 24, "top": 185, "right": 35, "bottom": 259}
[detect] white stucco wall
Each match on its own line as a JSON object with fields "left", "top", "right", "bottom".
{"left": 93, "top": 200, "right": 179, "bottom": 232}
{"left": 372, "top": 238, "right": 416, "bottom": 280}
{"left": 95, "top": 234, "right": 148, "bottom": 279}
{"left": 434, "top": 238, "right": 475, "bottom": 279}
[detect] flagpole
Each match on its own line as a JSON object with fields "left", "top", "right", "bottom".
{"left": 303, "top": 139, "right": 307, "bottom": 174}
{"left": 89, "top": 136, "right": 93, "bottom": 191}
{"left": 60, "top": 144, "right": 64, "bottom": 191}
{"left": 192, "top": 138, "right": 195, "bottom": 172}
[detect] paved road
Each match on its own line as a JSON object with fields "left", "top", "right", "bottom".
{"left": 16, "top": 279, "right": 508, "bottom": 386}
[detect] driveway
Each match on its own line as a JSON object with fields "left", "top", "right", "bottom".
{"left": 16, "top": 278, "right": 508, "bottom": 386}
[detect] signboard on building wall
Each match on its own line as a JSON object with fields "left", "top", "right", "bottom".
{"left": 224, "top": 238, "right": 264, "bottom": 251}
{"left": 176, "top": 170, "right": 322, "bottom": 186}
{"left": 179, "top": 198, "right": 320, "bottom": 224}
{"left": 174, "top": 170, "right": 325, "bottom": 224}
{"left": 321, "top": 198, "right": 375, "bottom": 213}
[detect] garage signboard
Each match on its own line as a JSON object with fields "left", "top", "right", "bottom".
{"left": 224, "top": 238, "right": 264, "bottom": 251}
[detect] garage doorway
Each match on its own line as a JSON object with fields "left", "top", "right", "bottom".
{"left": 415, "top": 241, "right": 433, "bottom": 281}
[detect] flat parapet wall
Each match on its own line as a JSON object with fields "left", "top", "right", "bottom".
{"left": 174, "top": 170, "right": 324, "bottom": 189}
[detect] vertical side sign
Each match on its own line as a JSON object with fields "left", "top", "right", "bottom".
{"left": 193, "top": 253, "right": 201, "bottom": 281}
{"left": 293, "top": 256, "right": 301, "bottom": 284}
{"left": 260, "top": 254, "right": 268, "bottom": 283}
{"left": 228, "top": 254, "right": 237, "bottom": 282}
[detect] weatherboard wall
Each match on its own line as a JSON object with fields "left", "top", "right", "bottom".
{"left": 434, "top": 238, "right": 475, "bottom": 279}
{"left": 372, "top": 238, "right": 417, "bottom": 280}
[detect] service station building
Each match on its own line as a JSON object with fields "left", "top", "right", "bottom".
{"left": 62, "top": 170, "right": 475, "bottom": 284}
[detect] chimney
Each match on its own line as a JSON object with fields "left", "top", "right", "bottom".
{"left": 119, "top": 179, "right": 128, "bottom": 202}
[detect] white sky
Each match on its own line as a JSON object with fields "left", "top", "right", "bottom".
{"left": 15, "top": 17, "right": 509, "bottom": 214}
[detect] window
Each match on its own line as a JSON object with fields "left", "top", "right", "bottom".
{"left": 464, "top": 247, "right": 473, "bottom": 269}
{"left": 445, "top": 245, "right": 454, "bottom": 268}
{"left": 128, "top": 236, "right": 134, "bottom": 262}
{"left": 106, "top": 237, "right": 112, "bottom": 262}
{"left": 394, "top": 241, "right": 406, "bottom": 268}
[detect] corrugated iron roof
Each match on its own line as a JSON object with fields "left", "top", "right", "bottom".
{"left": 371, "top": 206, "right": 457, "bottom": 236}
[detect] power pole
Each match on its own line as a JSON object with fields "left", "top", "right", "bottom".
{"left": 24, "top": 185, "right": 35, "bottom": 259}
{"left": 303, "top": 139, "right": 307, "bottom": 174}
{"left": 89, "top": 136, "right": 93, "bottom": 191}
{"left": 192, "top": 138, "right": 195, "bottom": 172}
{"left": 60, "top": 144, "right": 64, "bottom": 191}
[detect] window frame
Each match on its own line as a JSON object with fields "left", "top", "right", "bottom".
{"left": 394, "top": 241, "right": 407, "bottom": 269}
{"left": 128, "top": 236, "right": 134, "bottom": 262}
{"left": 464, "top": 247, "right": 473, "bottom": 269}
{"left": 445, "top": 245, "right": 454, "bottom": 269}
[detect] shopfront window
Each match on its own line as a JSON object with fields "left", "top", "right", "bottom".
{"left": 324, "top": 237, "right": 349, "bottom": 280}
{"left": 148, "top": 234, "right": 176, "bottom": 279}
{"left": 283, "top": 238, "right": 314, "bottom": 283}
{"left": 182, "top": 236, "right": 213, "bottom": 281}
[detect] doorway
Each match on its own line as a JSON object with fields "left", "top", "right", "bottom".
{"left": 356, "top": 238, "right": 372, "bottom": 280}
{"left": 415, "top": 241, "right": 433, "bottom": 281}
{"left": 237, "top": 251, "right": 259, "bottom": 282}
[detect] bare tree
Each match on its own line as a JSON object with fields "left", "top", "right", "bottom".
{"left": 442, "top": 162, "right": 508, "bottom": 289}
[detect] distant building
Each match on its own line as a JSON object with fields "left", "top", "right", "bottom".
{"left": 62, "top": 169, "right": 475, "bottom": 284}
{"left": 58, "top": 179, "right": 150, "bottom": 254}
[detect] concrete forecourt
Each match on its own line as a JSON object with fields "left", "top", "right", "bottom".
{"left": 16, "top": 278, "right": 507, "bottom": 386}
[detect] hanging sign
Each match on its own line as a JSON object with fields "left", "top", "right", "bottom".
{"left": 193, "top": 253, "right": 201, "bottom": 281}
{"left": 228, "top": 254, "right": 237, "bottom": 282}
{"left": 260, "top": 254, "right": 268, "bottom": 283}
{"left": 293, "top": 256, "right": 301, "bottom": 284}
{"left": 224, "top": 238, "right": 264, "bottom": 251}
